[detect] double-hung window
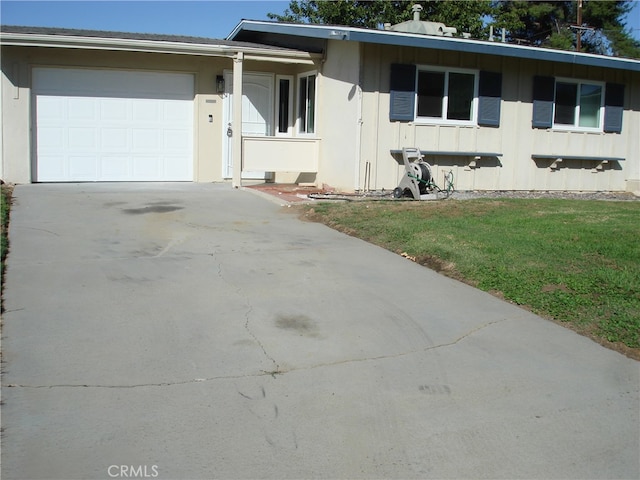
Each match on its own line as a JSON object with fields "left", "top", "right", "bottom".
{"left": 553, "top": 79, "right": 604, "bottom": 130}
{"left": 298, "top": 71, "right": 317, "bottom": 135}
{"left": 417, "top": 69, "right": 477, "bottom": 123}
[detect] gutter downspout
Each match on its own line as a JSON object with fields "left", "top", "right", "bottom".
{"left": 232, "top": 51, "right": 243, "bottom": 188}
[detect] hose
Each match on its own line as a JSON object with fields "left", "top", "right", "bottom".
{"left": 307, "top": 191, "right": 395, "bottom": 201}
{"left": 406, "top": 168, "right": 455, "bottom": 199}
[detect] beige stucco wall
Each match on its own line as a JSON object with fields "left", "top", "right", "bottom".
{"left": 0, "top": 45, "right": 230, "bottom": 183}
{"left": 359, "top": 42, "right": 640, "bottom": 193}
{"left": 1, "top": 51, "right": 31, "bottom": 183}
{"left": 314, "top": 39, "right": 362, "bottom": 191}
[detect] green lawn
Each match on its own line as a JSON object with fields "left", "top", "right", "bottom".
{"left": 300, "top": 198, "right": 640, "bottom": 358}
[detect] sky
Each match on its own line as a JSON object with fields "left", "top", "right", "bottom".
{"left": 1, "top": 0, "right": 639, "bottom": 42}
{"left": 0, "top": 1, "right": 291, "bottom": 39}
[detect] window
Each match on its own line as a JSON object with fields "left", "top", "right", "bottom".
{"left": 390, "top": 64, "right": 501, "bottom": 126}
{"left": 554, "top": 80, "right": 603, "bottom": 129}
{"left": 276, "top": 75, "right": 293, "bottom": 136}
{"left": 416, "top": 69, "right": 476, "bottom": 122}
{"left": 417, "top": 71, "right": 444, "bottom": 117}
{"left": 298, "top": 71, "right": 317, "bottom": 134}
{"left": 533, "top": 76, "right": 622, "bottom": 133}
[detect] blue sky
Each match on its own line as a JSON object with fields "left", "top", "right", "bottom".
{"left": 1, "top": 0, "right": 639, "bottom": 41}
{"left": 0, "top": 1, "right": 291, "bottom": 39}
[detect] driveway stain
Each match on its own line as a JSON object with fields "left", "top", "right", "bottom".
{"left": 275, "top": 314, "right": 321, "bottom": 338}
{"left": 122, "top": 205, "right": 183, "bottom": 215}
{"left": 419, "top": 385, "right": 452, "bottom": 395}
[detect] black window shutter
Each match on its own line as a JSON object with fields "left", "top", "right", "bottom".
{"left": 604, "top": 83, "right": 624, "bottom": 133}
{"left": 478, "top": 71, "right": 502, "bottom": 127}
{"left": 389, "top": 64, "right": 416, "bottom": 121}
{"left": 532, "top": 75, "right": 555, "bottom": 129}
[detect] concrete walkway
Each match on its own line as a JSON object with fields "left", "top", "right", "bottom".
{"left": 2, "top": 183, "right": 638, "bottom": 480}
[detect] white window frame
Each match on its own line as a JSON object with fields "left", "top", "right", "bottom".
{"left": 275, "top": 74, "right": 294, "bottom": 136}
{"left": 415, "top": 66, "right": 479, "bottom": 126}
{"left": 296, "top": 70, "right": 318, "bottom": 136}
{"left": 552, "top": 77, "right": 605, "bottom": 132}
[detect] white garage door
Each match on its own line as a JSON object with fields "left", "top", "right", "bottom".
{"left": 33, "top": 68, "right": 194, "bottom": 182}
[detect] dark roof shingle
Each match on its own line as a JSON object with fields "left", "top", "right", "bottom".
{"left": 0, "top": 24, "right": 300, "bottom": 52}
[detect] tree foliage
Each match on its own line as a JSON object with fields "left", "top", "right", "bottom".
{"left": 492, "top": 0, "right": 639, "bottom": 57}
{"left": 267, "top": 0, "right": 639, "bottom": 58}
{"left": 268, "top": 0, "right": 409, "bottom": 28}
{"left": 419, "top": 0, "right": 493, "bottom": 37}
{"left": 268, "top": 0, "right": 493, "bottom": 38}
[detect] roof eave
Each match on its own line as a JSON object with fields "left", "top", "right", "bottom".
{"left": 0, "top": 31, "right": 321, "bottom": 63}
{"left": 229, "top": 20, "right": 640, "bottom": 72}
{"left": 350, "top": 28, "right": 640, "bottom": 71}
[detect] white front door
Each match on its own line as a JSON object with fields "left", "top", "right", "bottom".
{"left": 222, "top": 72, "right": 274, "bottom": 179}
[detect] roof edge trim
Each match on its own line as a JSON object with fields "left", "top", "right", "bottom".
{"left": 0, "top": 31, "right": 321, "bottom": 61}
{"left": 229, "top": 20, "right": 640, "bottom": 72}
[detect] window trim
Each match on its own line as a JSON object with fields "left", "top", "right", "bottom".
{"left": 414, "top": 65, "right": 479, "bottom": 126}
{"left": 275, "top": 74, "right": 293, "bottom": 137}
{"left": 296, "top": 70, "right": 318, "bottom": 136}
{"left": 552, "top": 77, "right": 605, "bottom": 132}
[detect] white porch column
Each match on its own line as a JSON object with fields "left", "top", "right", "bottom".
{"left": 232, "top": 51, "right": 243, "bottom": 188}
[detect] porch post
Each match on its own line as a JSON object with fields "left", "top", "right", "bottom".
{"left": 232, "top": 51, "right": 243, "bottom": 188}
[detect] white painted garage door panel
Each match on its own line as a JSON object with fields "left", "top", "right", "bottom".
{"left": 33, "top": 68, "right": 194, "bottom": 182}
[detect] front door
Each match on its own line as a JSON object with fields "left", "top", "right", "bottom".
{"left": 222, "top": 72, "right": 274, "bottom": 179}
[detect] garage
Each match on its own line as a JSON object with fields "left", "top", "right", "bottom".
{"left": 33, "top": 68, "right": 194, "bottom": 182}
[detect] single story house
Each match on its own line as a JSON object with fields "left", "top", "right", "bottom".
{"left": 2, "top": 11, "right": 639, "bottom": 193}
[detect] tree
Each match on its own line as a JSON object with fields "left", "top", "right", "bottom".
{"left": 268, "top": 0, "right": 411, "bottom": 28}
{"left": 581, "top": 0, "right": 640, "bottom": 57}
{"left": 268, "top": 0, "right": 493, "bottom": 38}
{"left": 492, "top": 0, "right": 640, "bottom": 57}
{"left": 419, "top": 0, "right": 494, "bottom": 37}
{"left": 268, "top": 0, "right": 639, "bottom": 58}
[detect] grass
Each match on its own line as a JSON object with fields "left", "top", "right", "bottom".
{"left": 300, "top": 198, "right": 640, "bottom": 358}
{"left": 1, "top": 183, "right": 13, "bottom": 312}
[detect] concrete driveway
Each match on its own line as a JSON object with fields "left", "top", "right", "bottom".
{"left": 2, "top": 183, "right": 638, "bottom": 480}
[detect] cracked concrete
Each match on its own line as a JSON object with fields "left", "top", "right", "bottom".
{"left": 237, "top": 276, "right": 281, "bottom": 375}
{"left": 4, "top": 317, "right": 508, "bottom": 390}
{"left": 2, "top": 183, "right": 638, "bottom": 480}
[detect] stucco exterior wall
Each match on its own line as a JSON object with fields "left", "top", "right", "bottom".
{"left": 315, "top": 39, "right": 361, "bottom": 191}
{"left": 1, "top": 50, "right": 32, "bottom": 183}
{"left": 0, "top": 46, "right": 230, "bottom": 183}
{"left": 359, "top": 42, "right": 640, "bottom": 193}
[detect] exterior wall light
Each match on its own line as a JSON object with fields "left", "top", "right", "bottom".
{"left": 216, "top": 75, "right": 225, "bottom": 93}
